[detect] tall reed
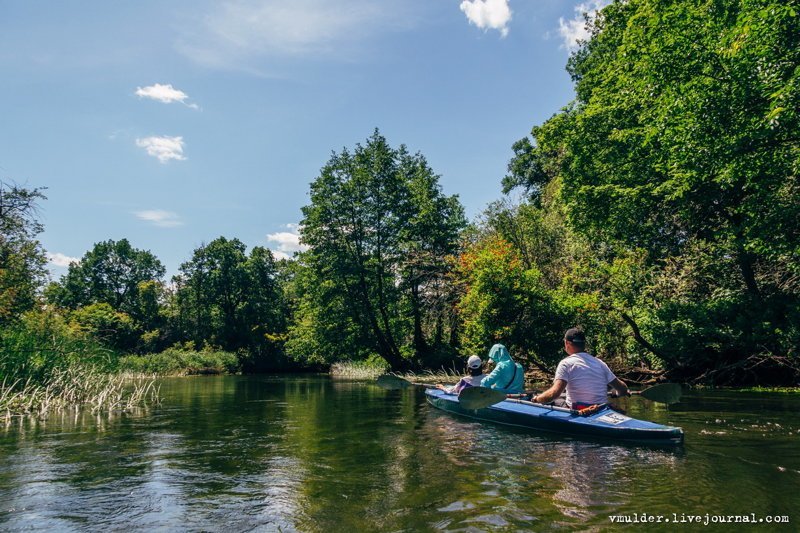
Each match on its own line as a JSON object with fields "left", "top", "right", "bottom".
{"left": 330, "top": 360, "right": 389, "bottom": 379}
{"left": 0, "top": 310, "right": 160, "bottom": 420}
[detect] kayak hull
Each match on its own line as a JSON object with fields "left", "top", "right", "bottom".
{"left": 425, "top": 388, "right": 684, "bottom": 446}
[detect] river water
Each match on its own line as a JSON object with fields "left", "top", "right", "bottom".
{"left": 1, "top": 375, "right": 798, "bottom": 531}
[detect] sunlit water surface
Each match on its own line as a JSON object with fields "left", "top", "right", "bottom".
{"left": 1, "top": 376, "right": 798, "bottom": 531}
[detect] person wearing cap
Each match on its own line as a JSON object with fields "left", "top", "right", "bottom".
{"left": 531, "top": 328, "right": 630, "bottom": 409}
{"left": 437, "top": 355, "right": 486, "bottom": 394}
{"left": 479, "top": 344, "right": 525, "bottom": 394}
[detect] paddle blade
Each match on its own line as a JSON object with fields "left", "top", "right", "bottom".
{"left": 376, "top": 374, "right": 412, "bottom": 390}
{"left": 458, "top": 387, "right": 507, "bottom": 410}
{"left": 638, "top": 383, "right": 682, "bottom": 404}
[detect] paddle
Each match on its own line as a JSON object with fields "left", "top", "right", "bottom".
{"left": 377, "top": 375, "right": 507, "bottom": 409}
{"left": 457, "top": 386, "right": 506, "bottom": 409}
{"left": 376, "top": 374, "right": 436, "bottom": 390}
{"left": 460, "top": 382, "right": 683, "bottom": 410}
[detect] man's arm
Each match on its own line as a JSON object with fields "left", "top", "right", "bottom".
{"left": 532, "top": 379, "right": 566, "bottom": 404}
{"left": 608, "top": 377, "right": 630, "bottom": 397}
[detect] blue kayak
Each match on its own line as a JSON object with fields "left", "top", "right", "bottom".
{"left": 425, "top": 388, "right": 684, "bottom": 446}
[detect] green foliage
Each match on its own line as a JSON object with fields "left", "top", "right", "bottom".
{"left": 560, "top": 0, "right": 799, "bottom": 275}
{"left": 0, "top": 186, "right": 160, "bottom": 415}
{"left": 295, "top": 130, "right": 466, "bottom": 370}
{"left": 118, "top": 347, "right": 239, "bottom": 375}
{"left": 173, "top": 237, "right": 287, "bottom": 371}
{"left": 284, "top": 262, "right": 374, "bottom": 365}
{"left": 456, "top": 234, "right": 569, "bottom": 367}
{"left": 0, "top": 310, "right": 115, "bottom": 386}
{"left": 0, "top": 183, "right": 47, "bottom": 323}
{"left": 0, "top": 312, "right": 158, "bottom": 418}
{"left": 502, "top": 0, "right": 800, "bottom": 383}
{"left": 48, "top": 238, "right": 166, "bottom": 334}
{"left": 4, "top": 0, "right": 797, "bottom": 387}
{"left": 68, "top": 302, "right": 137, "bottom": 352}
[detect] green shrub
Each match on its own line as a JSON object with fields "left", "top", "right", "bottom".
{"left": 0, "top": 309, "right": 115, "bottom": 383}
{"left": 68, "top": 302, "right": 137, "bottom": 352}
{"left": 0, "top": 310, "right": 156, "bottom": 417}
{"left": 119, "top": 347, "right": 239, "bottom": 375}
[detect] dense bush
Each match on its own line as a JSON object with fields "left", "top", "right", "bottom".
{"left": 119, "top": 347, "right": 239, "bottom": 375}
{"left": 0, "top": 310, "right": 157, "bottom": 417}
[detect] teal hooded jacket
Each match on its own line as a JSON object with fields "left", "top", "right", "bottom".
{"left": 480, "top": 344, "right": 524, "bottom": 394}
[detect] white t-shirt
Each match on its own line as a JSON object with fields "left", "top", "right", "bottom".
{"left": 554, "top": 352, "right": 616, "bottom": 406}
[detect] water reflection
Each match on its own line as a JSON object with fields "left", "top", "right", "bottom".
{"left": 416, "top": 408, "right": 685, "bottom": 530}
{"left": 0, "top": 376, "right": 798, "bottom": 531}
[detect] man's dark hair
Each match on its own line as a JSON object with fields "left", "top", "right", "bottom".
{"left": 564, "top": 327, "right": 586, "bottom": 347}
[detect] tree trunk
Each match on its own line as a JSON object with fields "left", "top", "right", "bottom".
{"left": 620, "top": 312, "right": 672, "bottom": 364}
{"left": 411, "top": 281, "right": 428, "bottom": 356}
{"left": 736, "top": 248, "right": 762, "bottom": 303}
{"left": 353, "top": 269, "right": 406, "bottom": 370}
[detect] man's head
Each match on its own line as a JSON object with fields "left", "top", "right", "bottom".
{"left": 563, "top": 327, "right": 586, "bottom": 354}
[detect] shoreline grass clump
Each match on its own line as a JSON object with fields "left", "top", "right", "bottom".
{"left": 396, "top": 367, "right": 462, "bottom": 384}
{"left": 0, "top": 311, "right": 160, "bottom": 420}
{"left": 330, "top": 358, "right": 465, "bottom": 383}
{"left": 330, "top": 358, "right": 389, "bottom": 379}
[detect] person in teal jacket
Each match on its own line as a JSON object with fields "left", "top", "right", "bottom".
{"left": 480, "top": 344, "right": 524, "bottom": 394}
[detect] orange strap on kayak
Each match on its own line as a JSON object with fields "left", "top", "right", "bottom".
{"left": 574, "top": 404, "right": 604, "bottom": 417}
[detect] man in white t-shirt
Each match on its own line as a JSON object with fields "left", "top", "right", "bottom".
{"left": 532, "top": 328, "right": 630, "bottom": 408}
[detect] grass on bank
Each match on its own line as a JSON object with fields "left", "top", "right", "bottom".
{"left": 118, "top": 347, "right": 239, "bottom": 376}
{"left": 0, "top": 311, "right": 160, "bottom": 420}
{"left": 1, "top": 368, "right": 160, "bottom": 420}
{"left": 330, "top": 358, "right": 463, "bottom": 383}
{"left": 330, "top": 358, "right": 388, "bottom": 379}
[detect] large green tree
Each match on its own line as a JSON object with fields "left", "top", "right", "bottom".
{"left": 50, "top": 239, "right": 166, "bottom": 327}
{"left": 173, "top": 237, "right": 286, "bottom": 369}
{"left": 505, "top": 0, "right": 800, "bottom": 382}
{"left": 0, "top": 182, "right": 47, "bottom": 323}
{"left": 296, "top": 130, "right": 466, "bottom": 370}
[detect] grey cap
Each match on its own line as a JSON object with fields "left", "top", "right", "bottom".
{"left": 467, "top": 355, "right": 482, "bottom": 369}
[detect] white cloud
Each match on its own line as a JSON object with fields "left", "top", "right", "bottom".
{"left": 47, "top": 252, "right": 79, "bottom": 268}
{"left": 558, "top": 1, "right": 610, "bottom": 51}
{"left": 134, "top": 210, "right": 184, "bottom": 227}
{"left": 266, "top": 225, "right": 309, "bottom": 259}
{"left": 175, "top": 0, "right": 413, "bottom": 71}
{"left": 460, "top": 0, "right": 511, "bottom": 37}
{"left": 135, "top": 83, "right": 199, "bottom": 109}
{"left": 135, "top": 136, "right": 186, "bottom": 163}
{"left": 271, "top": 250, "right": 292, "bottom": 261}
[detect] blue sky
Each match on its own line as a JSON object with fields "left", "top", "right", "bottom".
{"left": 0, "top": 0, "right": 605, "bottom": 278}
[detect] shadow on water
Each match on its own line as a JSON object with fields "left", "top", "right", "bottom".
{"left": 0, "top": 376, "right": 798, "bottom": 531}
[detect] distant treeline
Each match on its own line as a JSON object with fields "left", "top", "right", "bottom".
{"left": 2, "top": 0, "right": 798, "bottom": 385}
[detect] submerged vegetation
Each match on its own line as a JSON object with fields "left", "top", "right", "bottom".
{"left": 2, "top": 0, "right": 798, "bottom": 399}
